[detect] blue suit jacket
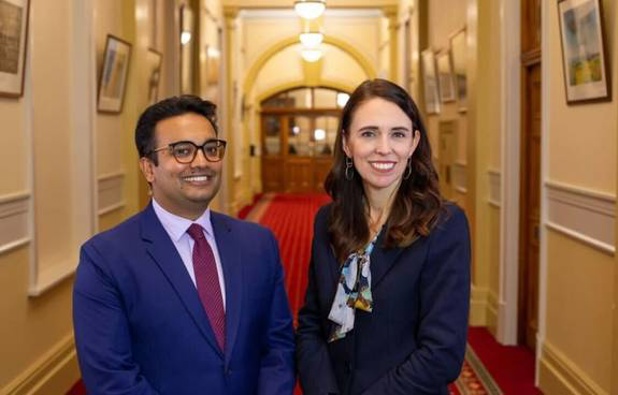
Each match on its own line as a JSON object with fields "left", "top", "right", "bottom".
{"left": 297, "top": 203, "right": 470, "bottom": 395}
{"left": 73, "top": 204, "right": 295, "bottom": 395}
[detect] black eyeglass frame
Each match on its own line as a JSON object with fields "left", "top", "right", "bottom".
{"left": 150, "top": 139, "right": 227, "bottom": 163}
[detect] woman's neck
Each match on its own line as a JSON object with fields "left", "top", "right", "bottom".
{"left": 365, "top": 186, "right": 398, "bottom": 238}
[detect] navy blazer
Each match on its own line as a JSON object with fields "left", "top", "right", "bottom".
{"left": 73, "top": 204, "right": 295, "bottom": 395}
{"left": 297, "top": 203, "right": 470, "bottom": 395}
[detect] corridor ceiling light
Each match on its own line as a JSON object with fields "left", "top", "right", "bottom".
{"left": 301, "top": 48, "right": 323, "bottom": 62}
{"left": 181, "top": 31, "right": 192, "bottom": 45}
{"left": 299, "top": 31, "right": 324, "bottom": 48}
{"left": 294, "top": 0, "right": 326, "bottom": 20}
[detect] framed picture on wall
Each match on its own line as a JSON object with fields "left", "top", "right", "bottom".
{"left": 421, "top": 49, "right": 440, "bottom": 115}
{"left": 146, "top": 48, "right": 162, "bottom": 105}
{"left": 557, "top": 0, "right": 611, "bottom": 104}
{"left": 97, "top": 34, "right": 132, "bottom": 113}
{"left": 449, "top": 28, "right": 467, "bottom": 112}
{"left": 436, "top": 48, "right": 456, "bottom": 103}
{"left": 0, "top": 0, "right": 30, "bottom": 98}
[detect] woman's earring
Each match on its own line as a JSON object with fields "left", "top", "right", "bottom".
{"left": 403, "top": 158, "right": 412, "bottom": 180}
{"left": 345, "top": 157, "right": 354, "bottom": 180}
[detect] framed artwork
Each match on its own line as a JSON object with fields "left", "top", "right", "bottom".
{"left": 421, "top": 49, "right": 440, "bottom": 115}
{"left": 436, "top": 48, "right": 456, "bottom": 103}
{"left": 146, "top": 48, "right": 162, "bottom": 105}
{"left": 0, "top": 0, "right": 30, "bottom": 98}
{"left": 450, "top": 28, "right": 467, "bottom": 112}
{"left": 557, "top": 0, "right": 611, "bottom": 104}
{"left": 97, "top": 35, "right": 132, "bottom": 113}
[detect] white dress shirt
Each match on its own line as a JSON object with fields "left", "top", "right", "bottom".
{"left": 152, "top": 198, "right": 226, "bottom": 309}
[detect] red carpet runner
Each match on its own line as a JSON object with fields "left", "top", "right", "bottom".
{"left": 253, "top": 193, "right": 332, "bottom": 325}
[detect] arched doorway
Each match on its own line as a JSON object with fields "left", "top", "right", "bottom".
{"left": 260, "top": 87, "right": 349, "bottom": 193}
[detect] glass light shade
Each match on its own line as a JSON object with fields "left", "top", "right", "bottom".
{"left": 301, "top": 48, "right": 323, "bottom": 62}
{"left": 299, "top": 32, "right": 324, "bottom": 48}
{"left": 181, "top": 31, "right": 192, "bottom": 45}
{"left": 294, "top": 0, "right": 326, "bottom": 20}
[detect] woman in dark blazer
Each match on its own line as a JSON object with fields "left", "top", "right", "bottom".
{"left": 296, "top": 78, "right": 471, "bottom": 395}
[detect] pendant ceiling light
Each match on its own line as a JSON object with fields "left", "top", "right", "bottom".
{"left": 294, "top": 0, "right": 326, "bottom": 20}
{"left": 301, "top": 48, "right": 323, "bottom": 62}
{"left": 299, "top": 31, "right": 324, "bottom": 48}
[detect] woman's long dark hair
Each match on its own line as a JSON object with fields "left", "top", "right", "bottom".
{"left": 324, "top": 78, "right": 443, "bottom": 262}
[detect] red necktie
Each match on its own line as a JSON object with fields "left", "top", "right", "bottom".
{"left": 187, "top": 224, "right": 225, "bottom": 350}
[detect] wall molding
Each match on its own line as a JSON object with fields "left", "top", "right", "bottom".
{"left": 452, "top": 161, "right": 468, "bottom": 194}
{"left": 28, "top": 259, "right": 77, "bottom": 297}
{"left": 487, "top": 169, "right": 501, "bottom": 208}
{"left": 0, "top": 192, "right": 31, "bottom": 255}
{"left": 540, "top": 340, "right": 607, "bottom": 395}
{"left": 545, "top": 181, "right": 615, "bottom": 255}
{"left": 98, "top": 172, "right": 126, "bottom": 216}
{"left": 3, "top": 334, "right": 78, "bottom": 395}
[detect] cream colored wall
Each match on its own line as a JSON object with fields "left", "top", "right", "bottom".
{"left": 0, "top": 102, "right": 27, "bottom": 195}
{"left": 541, "top": 232, "right": 614, "bottom": 393}
{"left": 0, "top": 0, "right": 156, "bottom": 392}
{"left": 539, "top": 0, "right": 617, "bottom": 393}
{"left": 547, "top": 30, "right": 616, "bottom": 194}
{"left": 474, "top": 0, "right": 501, "bottom": 329}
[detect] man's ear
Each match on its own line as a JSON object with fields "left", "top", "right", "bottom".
{"left": 139, "top": 157, "right": 155, "bottom": 183}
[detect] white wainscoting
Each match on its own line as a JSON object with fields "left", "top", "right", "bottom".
{"left": 487, "top": 169, "right": 501, "bottom": 208}
{"left": 98, "top": 172, "right": 125, "bottom": 216}
{"left": 545, "top": 181, "right": 615, "bottom": 255}
{"left": 0, "top": 192, "right": 31, "bottom": 255}
{"left": 452, "top": 162, "right": 467, "bottom": 194}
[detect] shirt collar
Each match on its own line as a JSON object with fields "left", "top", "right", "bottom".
{"left": 152, "top": 198, "right": 214, "bottom": 242}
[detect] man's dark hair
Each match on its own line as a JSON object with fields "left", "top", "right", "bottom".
{"left": 135, "top": 95, "right": 218, "bottom": 165}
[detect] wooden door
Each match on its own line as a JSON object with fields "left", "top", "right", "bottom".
{"left": 519, "top": 0, "right": 542, "bottom": 351}
{"left": 519, "top": 62, "right": 541, "bottom": 351}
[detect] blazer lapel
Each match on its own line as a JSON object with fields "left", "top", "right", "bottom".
{"left": 211, "top": 212, "right": 243, "bottom": 365}
{"left": 140, "top": 204, "right": 223, "bottom": 357}
{"left": 370, "top": 233, "right": 405, "bottom": 288}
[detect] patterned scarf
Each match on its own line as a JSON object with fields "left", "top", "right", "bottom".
{"left": 327, "top": 231, "right": 380, "bottom": 342}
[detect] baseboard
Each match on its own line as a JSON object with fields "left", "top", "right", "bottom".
{"left": 539, "top": 340, "right": 608, "bottom": 395}
{"left": 3, "top": 334, "right": 80, "bottom": 395}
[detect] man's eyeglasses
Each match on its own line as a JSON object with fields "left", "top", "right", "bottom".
{"left": 150, "top": 139, "right": 227, "bottom": 163}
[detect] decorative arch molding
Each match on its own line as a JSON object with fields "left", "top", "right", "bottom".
{"left": 255, "top": 80, "right": 357, "bottom": 105}
{"left": 243, "top": 35, "right": 377, "bottom": 96}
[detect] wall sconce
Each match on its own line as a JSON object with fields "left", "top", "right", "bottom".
{"left": 299, "top": 31, "right": 323, "bottom": 48}
{"left": 294, "top": 0, "right": 326, "bottom": 20}
{"left": 301, "top": 48, "right": 323, "bottom": 62}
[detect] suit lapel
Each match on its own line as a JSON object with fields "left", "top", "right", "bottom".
{"left": 211, "top": 212, "right": 243, "bottom": 365}
{"left": 140, "top": 204, "right": 224, "bottom": 357}
{"left": 370, "top": 233, "right": 405, "bottom": 288}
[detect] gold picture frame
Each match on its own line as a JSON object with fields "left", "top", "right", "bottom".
{"left": 97, "top": 34, "right": 132, "bottom": 113}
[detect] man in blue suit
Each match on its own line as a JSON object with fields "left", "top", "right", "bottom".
{"left": 73, "top": 95, "right": 295, "bottom": 395}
